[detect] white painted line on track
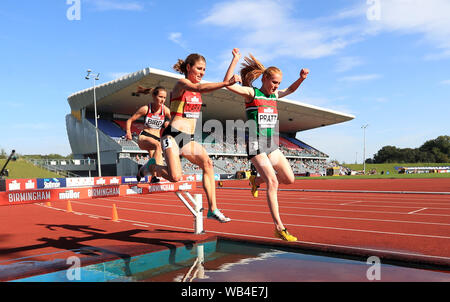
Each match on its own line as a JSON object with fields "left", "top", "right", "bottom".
{"left": 226, "top": 218, "right": 450, "bottom": 240}
{"left": 71, "top": 200, "right": 192, "bottom": 217}
{"left": 408, "top": 208, "right": 428, "bottom": 214}
{"left": 51, "top": 203, "right": 450, "bottom": 240}
{"left": 68, "top": 199, "right": 450, "bottom": 225}
{"left": 205, "top": 230, "right": 450, "bottom": 262}
{"left": 24, "top": 204, "right": 450, "bottom": 264}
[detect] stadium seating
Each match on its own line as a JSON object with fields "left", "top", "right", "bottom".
{"left": 114, "top": 120, "right": 145, "bottom": 136}
{"left": 85, "top": 118, "right": 328, "bottom": 176}
{"left": 87, "top": 118, "right": 126, "bottom": 138}
{"left": 279, "top": 137, "right": 303, "bottom": 150}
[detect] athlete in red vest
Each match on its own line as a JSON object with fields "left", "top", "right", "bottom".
{"left": 138, "top": 53, "right": 241, "bottom": 223}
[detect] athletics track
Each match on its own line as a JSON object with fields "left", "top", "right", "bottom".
{"left": 0, "top": 178, "right": 449, "bottom": 281}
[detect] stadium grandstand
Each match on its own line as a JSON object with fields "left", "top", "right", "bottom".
{"left": 65, "top": 67, "right": 355, "bottom": 177}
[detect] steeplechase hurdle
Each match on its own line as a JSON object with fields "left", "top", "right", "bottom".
{"left": 175, "top": 191, "right": 204, "bottom": 234}
{"left": 0, "top": 174, "right": 204, "bottom": 234}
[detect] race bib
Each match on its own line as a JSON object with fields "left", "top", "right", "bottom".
{"left": 162, "top": 137, "right": 173, "bottom": 151}
{"left": 144, "top": 115, "right": 164, "bottom": 129}
{"left": 257, "top": 107, "right": 278, "bottom": 128}
{"left": 183, "top": 93, "right": 202, "bottom": 119}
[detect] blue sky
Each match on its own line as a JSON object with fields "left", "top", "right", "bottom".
{"left": 0, "top": 0, "right": 449, "bottom": 163}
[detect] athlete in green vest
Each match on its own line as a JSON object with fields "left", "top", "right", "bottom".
{"left": 224, "top": 48, "right": 309, "bottom": 242}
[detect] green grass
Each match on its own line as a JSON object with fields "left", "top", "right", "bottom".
{"left": 296, "top": 163, "right": 450, "bottom": 180}
{"left": 344, "top": 162, "right": 450, "bottom": 173}
{"left": 0, "top": 158, "right": 61, "bottom": 179}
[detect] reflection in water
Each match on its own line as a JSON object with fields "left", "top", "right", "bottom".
{"left": 13, "top": 239, "right": 450, "bottom": 282}
{"left": 170, "top": 241, "right": 450, "bottom": 283}
{"left": 180, "top": 245, "right": 208, "bottom": 282}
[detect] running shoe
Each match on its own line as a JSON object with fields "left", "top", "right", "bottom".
{"left": 275, "top": 228, "right": 297, "bottom": 242}
{"left": 207, "top": 209, "right": 231, "bottom": 223}
{"left": 249, "top": 175, "right": 259, "bottom": 198}
{"left": 136, "top": 169, "right": 144, "bottom": 182}
{"left": 137, "top": 158, "right": 156, "bottom": 182}
{"left": 150, "top": 176, "right": 160, "bottom": 183}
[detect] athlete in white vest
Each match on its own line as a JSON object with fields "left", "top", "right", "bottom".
{"left": 126, "top": 86, "right": 171, "bottom": 183}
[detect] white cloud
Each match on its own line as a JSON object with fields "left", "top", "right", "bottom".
{"left": 87, "top": 0, "right": 144, "bottom": 11}
{"left": 168, "top": 32, "right": 187, "bottom": 49}
{"left": 201, "top": 0, "right": 361, "bottom": 61}
{"left": 369, "top": 0, "right": 450, "bottom": 59}
{"left": 439, "top": 79, "right": 450, "bottom": 85}
{"left": 202, "top": 0, "right": 450, "bottom": 64}
{"left": 335, "top": 56, "right": 364, "bottom": 73}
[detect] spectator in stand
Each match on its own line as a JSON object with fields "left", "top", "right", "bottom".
{"left": 126, "top": 86, "right": 171, "bottom": 183}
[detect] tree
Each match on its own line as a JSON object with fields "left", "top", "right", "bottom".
{"left": 371, "top": 136, "right": 450, "bottom": 163}
{"left": 0, "top": 149, "right": 6, "bottom": 159}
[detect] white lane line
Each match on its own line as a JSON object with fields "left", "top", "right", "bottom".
{"left": 132, "top": 223, "right": 150, "bottom": 228}
{"left": 68, "top": 199, "right": 450, "bottom": 225}
{"left": 408, "top": 208, "right": 428, "bottom": 214}
{"left": 103, "top": 195, "right": 450, "bottom": 211}
{"left": 53, "top": 204, "right": 450, "bottom": 240}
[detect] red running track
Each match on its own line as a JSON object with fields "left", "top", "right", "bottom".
{"left": 0, "top": 178, "right": 449, "bottom": 280}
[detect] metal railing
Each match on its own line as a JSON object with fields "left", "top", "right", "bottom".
{"left": 26, "top": 158, "right": 96, "bottom": 177}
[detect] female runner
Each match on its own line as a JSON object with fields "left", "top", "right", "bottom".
{"left": 139, "top": 53, "right": 241, "bottom": 223}
{"left": 224, "top": 48, "right": 309, "bottom": 241}
{"left": 126, "top": 86, "right": 170, "bottom": 183}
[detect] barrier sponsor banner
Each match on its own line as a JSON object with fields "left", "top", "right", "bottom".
{"left": 94, "top": 176, "right": 121, "bottom": 186}
{"left": 148, "top": 183, "right": 175, "bottom": 193}
{"left": 88, "top": 186, "right": 121, "bottom": 198}
{"left": 36, "top": 178, "right": 66, "bottom": 189}
{"left": 126, "top": 185, "right": 143, "bottom": 195}
{"left": 66, "top": 177, "right": 95, "bottom": 187}
{"left": 58, "top": 189, "right": 83, "bottom": 200}
{"left": 220, "top": 173, "right": 235, "bottom": 180}
{"left": 0, "top": 175, "right": 196, "bottom": 206}
{"left": 66, "top": 177, "right": 123, "bottom": 187}
{"left": 3, "top": 189, "right": 53, "bottom": 205}
{"left": 121, "top": 176, "right": 148, "bottom": 184}
{"left": 4, "top": 179, "right": 37, "bottom": 191}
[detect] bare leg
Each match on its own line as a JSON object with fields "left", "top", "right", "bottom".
{"left": 141, "top": 136, "right": 182, "bottom": 182}
{"left": 181, "top": 141, "right": 217, "bottom": 211}
{"left": 268, "top": 149, "right": 295, "bottom": 185}
{"left": 250, "top": 153, "right": 284, "bottom": 231}
{"left": 251, "top": 149, "right": 295, "bottom": 186}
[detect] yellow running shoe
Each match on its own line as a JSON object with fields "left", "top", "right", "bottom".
{"left": 275, "top": 228, "right": 298, "bottom": 242}
{"left": 249, "top": 175, "right": 259, "bottom": 198}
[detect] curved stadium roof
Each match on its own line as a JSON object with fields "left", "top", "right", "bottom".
{"left": 68, "top": 67, "right": 355, "bottom": 135}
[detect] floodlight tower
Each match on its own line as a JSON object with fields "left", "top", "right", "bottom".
{"left": 85, "top": 70, "right": 102, "bottom": 177}
{"left": 361, "top": 124, "right": 369, "bottom": 174}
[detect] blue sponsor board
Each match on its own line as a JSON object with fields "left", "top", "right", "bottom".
{"left": 121, "top": 176, "right": 148, "bottom": 184}
{"left": 36, "top": 178, "right": 67, "bottom": 189}
{"left": 194, "top": 174, "right": 220, "bottom": 181}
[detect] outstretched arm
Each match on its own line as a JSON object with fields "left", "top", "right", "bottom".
{"left": 175, "top": 74, "right": 241, "bottom": 95}
{"left": 126, "top": 106, "right": 147, "bottom": 140}
{"left": 224, "top": 48, "right": 254, "bottom": 99}
{"left": 277, "top": 68, "right": 309, "bottom": 98}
